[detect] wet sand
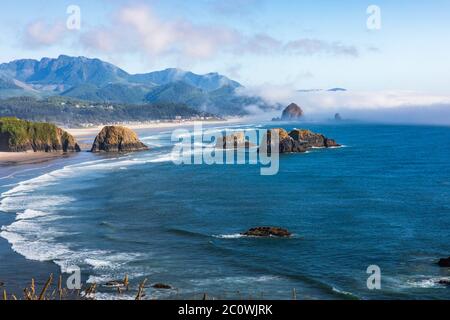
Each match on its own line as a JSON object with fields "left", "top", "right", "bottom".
{"left": 0, "top": 152, "right": 72, "bottom": 167}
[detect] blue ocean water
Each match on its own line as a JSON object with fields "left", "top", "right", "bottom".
{"left": 1, "top": 123, "right": 450, "bottom": 300}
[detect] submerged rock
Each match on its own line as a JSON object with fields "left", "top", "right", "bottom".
{"left": 152, "top": 283, "right": 172, "bottom": 289}
{"left": 438, "top": 279, "right": 450, "bottom": 286}
{"left": 0, "top": 117, "right": 80, "bottom": 153}
{"left": 242, "top": 227, "right": 292, "bottom": 238}
{"left": 91, "top": 126, "right": 149, "bottom": 153}
{"left": 281, "top": 103, "right": 304, "bottom": 121}
{"left": 438, "top": 257, "right": 450, "bottom": 267}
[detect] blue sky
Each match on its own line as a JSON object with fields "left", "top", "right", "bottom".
{"left": 0, "top": 0, "right": 449, "bottom": 94}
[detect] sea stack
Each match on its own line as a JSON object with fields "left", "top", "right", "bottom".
{"left": 91, "top": 126, "right": 149, "bottom": 153}
{"left": 281, "top": 103, "right": 304, "bottom": 121}
{"left": 0, "top": 117, "right": 80, "bottom": 153}
{"left": 216, "top": 132, "right": 254, "bottom": 149}
{"left": 262, "top": 128, "right": 340, "bottom": 154}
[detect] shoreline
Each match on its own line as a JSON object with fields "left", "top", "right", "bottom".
{"left": 0, "top": 118, "right": 243, "bottom": 167}
{"left": 65, "top": 118, "right": 242, "bottom": 138}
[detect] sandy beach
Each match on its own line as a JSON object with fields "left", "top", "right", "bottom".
{"left": 65, "top": 118, "right": 241, "bottom": 138}
{"left": 0, "top": 118, "right": 243, "bottom": 166}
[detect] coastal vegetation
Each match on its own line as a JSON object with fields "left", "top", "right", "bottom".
{"left": 0, "top": 117, "right": 80, "bottom": 152}
{"left": 0, "top": 97, "right": 216, "bottom": 127}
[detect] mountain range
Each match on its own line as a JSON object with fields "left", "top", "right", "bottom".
{"left": 0, "top": 55, "right": 266, "bottom": 115}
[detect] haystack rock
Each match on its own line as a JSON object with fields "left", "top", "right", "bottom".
{"left": 91, "top": 126, "right": 149, "bottom": 153}
{"left": 281, "top": 103, "right": 304, "bottom": 121}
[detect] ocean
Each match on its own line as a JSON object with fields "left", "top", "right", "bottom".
{"left": 1, "top": 122, "right": 449, "bottom": 300}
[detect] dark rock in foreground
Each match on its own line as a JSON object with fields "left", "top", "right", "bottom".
{"left": 242, "top": 227, "right": 292, "bottom": 238}
{"left": 152, "top": 283, "right": 172, "bottom": 289}
{"left": 91, "top": 126, "right": 149, "bottom": 153}
{"left": 438, "top": 279, "right": 450, "bottom": 286}
{"left": 438, "top": 257, "right": 450, "bottom": 267}
{"left": 0, "top": 117, "right": 80, "bottom": 153}
{"left": 281, "top": 103, "right": 304, "bottom": 121}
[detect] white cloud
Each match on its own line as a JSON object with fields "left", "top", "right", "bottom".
{"left": 285, "top": 39, "right": 359, "bottom": 57}
{"left": 78, "top": 4, "right": 359, "bottom": 62}
{"left": 81, "top": 4, "right": 239, "bottom": 60}
{"left": 24, "top": 20, "right": 67, "bottom": 47}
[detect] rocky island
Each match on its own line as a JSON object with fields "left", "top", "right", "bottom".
{"left": 217, "top": 127, "right": 340, "bottom": 154}
{"left": 91, "top": 126, "right": 149, "bottom": 153}
{"left": 263, "top": 128, "right": 340, "bottom": 154}
{"left": 242, "top": 227, "right": 292, "bottom": 238}
{"left": 215, "top": 132, "right": 254, "bottom": 149}
{"left": 0, "top": 117, "right": 80, "bottom": 153}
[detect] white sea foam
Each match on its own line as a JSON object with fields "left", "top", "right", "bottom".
{"left": 146, "top": 152, "right": 176, "bottom": 163}
{"left": 331, "top": 287, "right": 356, "bottom": 297}
{"left": 191, "top": 275, "right": 279, "bottom": 287}
{"left": 406, "top": 277, "right": 449, "bottom": 288}
{"left": 0, "top": 155, "right": 152, "bottom": 287}
{"left": 213, "top": 234, "right": 244, "bottom": 239}
{"left": 0, "top": 229, "right": 72, "bottom": 262}
{"left": 16, "top": 209, "right": 49, "bottom": 220}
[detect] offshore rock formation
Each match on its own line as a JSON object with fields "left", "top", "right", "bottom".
{"left": 215, "top": 132, "right": 254, "bottom": 149}
{"left": 242, "top": 227, "right": 292, "bottom": 238}
{"left": 289, "top": 129, "right": 340, "bottom": 148}
{"left": 261, "top": 128, "right": 340, "bottom": 154}
{"left": 0, "top": 117, "right": 80, "bottom": 152}
{"left": 218, "top": 128, "right": 340, "bottom": 154}
{"left": 281, "top": 103, "right": 304, "bottom": 121}
{"left": 91, "top": 126, "right": 149, "bottom": 153}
